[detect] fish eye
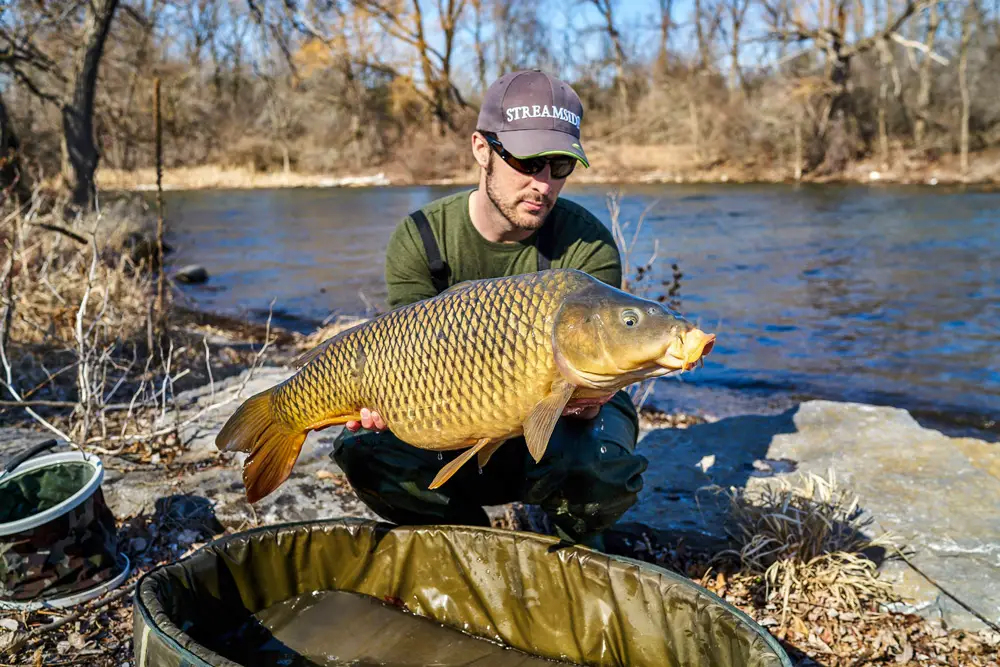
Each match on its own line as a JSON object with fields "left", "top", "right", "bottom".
{"left": 621, "top": 309, "right": 639, "bottom": 327}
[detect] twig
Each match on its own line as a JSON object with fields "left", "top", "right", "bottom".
{"left": 889, "top": 545, "right": 1000, "bottom": 634}
{"left": 30, "top": 222, "right": 87, "bottom": 245}
{"left": 86, "top": 303, "right": 276, "bottom": 453}
{"left": 0, "top": 399, "right": 88, "bottom": 408}
{"left": 0, "top": 217, "right": 73, "bottom": 444}
{"left": 73, "top": 231, "right": 100, "bottom": 444}
{"left": 153, "top": 76, "right": 165, "bottom": 319}
{"left": 203, "top": 335, "right": 214, "bottom": 401}
{"left": 15, "top": 581, "right": 137, "bottom": 650}
{"left": 889, "top": 32, "right": 949, "bottom": 65}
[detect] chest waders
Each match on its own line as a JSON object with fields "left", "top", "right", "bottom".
{"left": 408, "top": 208, "right": 555, "bottom": 295}
{"left": 331, "top": 208, "right": 645, "bottom": 548}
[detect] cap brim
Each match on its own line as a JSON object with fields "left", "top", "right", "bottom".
{"left": 494, "top": 129, "right": 589, "bottom": 168}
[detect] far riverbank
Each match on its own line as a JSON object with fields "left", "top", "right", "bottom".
{"left": 95, "top": 144, "right": 1000, "bottom": 192}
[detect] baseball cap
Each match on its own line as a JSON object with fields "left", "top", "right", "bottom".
{"left": 477, "top": 69, "right": 589, "bottom": 168}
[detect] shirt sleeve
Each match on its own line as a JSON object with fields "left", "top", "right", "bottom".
{"left": 569, "top": 237, "right": 623, "bottom": 289}
{"left": 561, "top": 216, "right": 623, "bottom": 289}
{"left": 384, "top": 217, "right": 440, "bottom": 310}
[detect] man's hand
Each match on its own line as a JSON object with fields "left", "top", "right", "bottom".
{"left": 346, "top": 407, "right": 387, "bottom": 433}
{"left": 561, "top": 392, "right": 615, "bottom": 420}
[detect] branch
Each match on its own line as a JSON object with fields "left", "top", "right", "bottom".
{"left": 848, "top": 0, "right": 932, "bottom": 56}
{"left": 355, "top": 0, "right": 450, "bottom": 69}
{"left": 889, "top": 31, "right": 949, "bottom": 65}
{"left": 31, "top": 221, "right": 89, "bottom": 244}
{"left": 5, "top": 64, "right": 63, "bottom": 106}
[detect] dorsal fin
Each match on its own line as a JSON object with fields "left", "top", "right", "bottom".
{"left": 292, "top": 319, "right": 367, "bottom": 369}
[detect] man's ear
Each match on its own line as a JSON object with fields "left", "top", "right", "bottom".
{"left": 471, "top": 132, "right": 490, "bottom": 169}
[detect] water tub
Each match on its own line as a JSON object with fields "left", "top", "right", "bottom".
{"left": 0, "top": 439, "right": 130, "bottom": 610}
{"left": 133, "top": 518, "right": 790, "bottom": 666}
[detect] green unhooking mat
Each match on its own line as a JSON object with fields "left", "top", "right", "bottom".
{"left": 133, "top": 518, "right": 791, "bottom": 667}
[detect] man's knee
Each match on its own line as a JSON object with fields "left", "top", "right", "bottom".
{"left": 331, "top": 427, "right": 492, "bottom": 526}
{"left": 525, "top": 391, "right": 647, "bottom": 512}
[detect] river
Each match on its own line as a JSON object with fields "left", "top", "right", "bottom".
{"left": 161, "top": 182, "right": 999, "bottom": 437}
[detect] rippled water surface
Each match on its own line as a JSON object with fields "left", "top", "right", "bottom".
{"left": 205, "top": 589, "right": 574, "bottom": 666}
{"left": 163, "top": 183, "right": 999, "bottom": 433}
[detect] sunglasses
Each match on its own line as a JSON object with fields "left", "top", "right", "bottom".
{"left": 481, "top": 133, "right": 578, "bottom": 180}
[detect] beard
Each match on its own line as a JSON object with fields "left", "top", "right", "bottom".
{"left": 484, "top": 153, "right": 554, "bottom": 232}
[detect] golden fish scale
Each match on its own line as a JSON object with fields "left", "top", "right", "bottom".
{"left": 271, "top": 270, "right": 591, "bottom": 450}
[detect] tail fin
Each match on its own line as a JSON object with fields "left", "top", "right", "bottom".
{"left": 215, "top": 388, "right": 307, "bottom": 503}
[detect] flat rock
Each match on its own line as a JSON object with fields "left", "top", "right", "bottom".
{"left": 102, "top": 365, "right": 378, "bottom": 527}
{"left": 173, "top": 264, "right": 209, "bottom": 284}
{"left": 624, "top": 399, "right": 1000, "bottom": 631}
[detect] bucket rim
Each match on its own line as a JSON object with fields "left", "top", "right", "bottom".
{"left": 0, "top": 450, "right": 105, "bottom": 536}
{"left": 0, "top": 552, "right": 131, "bottom": 612}
{"left": 134, "top": 517, "right": 794, "bottom": 667}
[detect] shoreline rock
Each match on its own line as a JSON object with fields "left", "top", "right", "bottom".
{"left": 623, "top": 399, "right": 1000, "bottom": 632}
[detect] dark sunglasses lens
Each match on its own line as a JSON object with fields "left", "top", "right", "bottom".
{"left": 550, "top": 157, "right": 577, "bottom": 179}
{"left": 507, "top": 154, "right": 546, "bottom": 175}
{"left": 488, "top": 135, "right": 578, "bottom": 179}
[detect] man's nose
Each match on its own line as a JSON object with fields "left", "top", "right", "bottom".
{"left": 530, "top": 164, "right": 554, "bottom": 194}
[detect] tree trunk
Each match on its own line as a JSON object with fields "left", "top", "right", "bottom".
{"left": 0, "top": 93, "right": 32, "bottom": 205}
{"left": 877, "top": 39, "right": 890, "bottom": 168}
{"left": 656, "top": 0, "right": 674, "bottom": 74}
{"left": 60, "top": 0, "right": 120, "bottom": 213}
{"left": 695, "top": 0, "right": 709, "bottom": 67}
{"left": 914, "top": 1, "right": 940, "bottom": 148}
{"left": 471, "top": 0, "right": 488, "bottom": 95}
{"left": 794, "top": 110, "right": 803, "bottom": 181}
{"left": 959, "top": 1, "right": 974, "bottom": 175}
{"left": 816, "top": 46, "right": 854, "bottom": 174}
{"left": 726, "top": 0, "right": 749, "bottom": 97}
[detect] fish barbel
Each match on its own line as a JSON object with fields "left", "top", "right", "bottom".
{"left": 216, "top": 269, "right": 715, "bottom": 503}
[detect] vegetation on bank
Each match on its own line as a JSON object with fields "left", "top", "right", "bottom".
{"left": 2, "top": 0, "right": 1000, "bottom": 206}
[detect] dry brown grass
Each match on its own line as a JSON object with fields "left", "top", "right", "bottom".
{"left": 721, "top": 471, "right": 900, "bottom": 622}
{"left": 95, "top": 165, "right": 393, "bottom": 191}
{"left": 0, "top": 190, "right": 278, "bottom": 457}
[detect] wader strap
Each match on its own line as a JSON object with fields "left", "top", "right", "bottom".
{"left": 410, "top": 209, "right": 449, "bottom": 294}
{"left": 536, "top": 221, "right": 555, "bottom": 271}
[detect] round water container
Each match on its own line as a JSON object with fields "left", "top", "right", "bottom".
{"left": 0, "top": 440, "right": 130, "bottom": 610}
{"left": 133, "top": 518, "right": 791, "bottom": 666}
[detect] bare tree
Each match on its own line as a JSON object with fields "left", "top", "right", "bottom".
{"left": 0, "top": 0, "right": 120, "bottom": 212}
{"left": 656, "top": 0, "right": 675, "bottom": 72}
{"left": 959, "top": 0, "right": 977, "bottom": 174}
{"left": 469, "top": 0, "right": 489, "bottom": 95}
{"left": 586, "top": 0, "right": 629, "bottom": 111}
{"left": 762, "top": 0, "right": 931, "bottom": 174}
{"left": 353, "top": 0, "right": 469, "bottom": 135}
{"left": 694, "top": 0, "right": 723, "bottom": 68}
{"left": 914, "top": 1, "right": 942, "bottom": 148}
{"left": 721, "top": 0, "right": 751, "bottom": 95}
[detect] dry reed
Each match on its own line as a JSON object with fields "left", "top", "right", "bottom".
{"left": 0, "top": 189, "right": 275, "bottom": 456}
{"left": 720, "top": 471, "right": 900, "bottom": 623}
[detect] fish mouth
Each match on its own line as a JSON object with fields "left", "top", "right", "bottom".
{"left": 657, "top": 328, "right": 716, "bottom": 371}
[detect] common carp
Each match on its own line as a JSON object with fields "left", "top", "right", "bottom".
{"left": 216, "top": 269, "right": 715, "bottom": 503}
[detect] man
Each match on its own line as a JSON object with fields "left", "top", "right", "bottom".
{"left": 331, "top": 69, "right": 647, "bottom": 550}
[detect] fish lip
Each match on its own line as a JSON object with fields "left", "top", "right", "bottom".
{"left": 657, "top": 330, "right": 716, "bottom": 371}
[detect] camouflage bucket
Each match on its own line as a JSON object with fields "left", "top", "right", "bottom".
{"left": 0, "top": 440, "right": 130, "bottom": 610}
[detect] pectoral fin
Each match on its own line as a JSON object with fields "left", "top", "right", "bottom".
{"left": 523, "top": 380, "right": 576, "bottom": 463}
{"left": 477, "top": 440, "right": 504, "bottom": 469}
{"left": 428, "top": 438, "right": 493, "bottom": 490}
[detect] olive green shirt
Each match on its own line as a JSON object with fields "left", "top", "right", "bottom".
{"left": 384, "top": 190, "right": 622, "bottom": 309}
